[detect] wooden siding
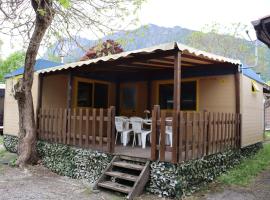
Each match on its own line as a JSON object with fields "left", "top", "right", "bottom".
{"left": 42, "top": 74, "right": 68, "bottom": 108}
{"left": 3, "top": 74, "right": 39, "bottom": 136}
{"left": 151, "top": 75, "right": 236, "bottom": 113}
{"left": 241, "top": 75, "right": 264, "bottom": 147}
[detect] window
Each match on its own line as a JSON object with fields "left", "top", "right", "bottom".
{"left": 158, "top": 81, "right": 197, "bottom": 110}
{"left": 94, "top": 83, "right": 108, "bottom": 108}
{"left": 75, "top": 78, "right": 109, "bottom": 108}
{"left": 159, "top": 84, "right": 173, "bottom": 109}
{"left": 122, "top": 87, "right": 136, "bottom": 110}
{"left": 181, "top": 81, "right": 197, "bottom": 110}
{"left": 77, "top": 82, "right": 93, "bottom": 107}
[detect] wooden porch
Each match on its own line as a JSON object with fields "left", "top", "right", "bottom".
{"left": 36, "top": 42, "right": 242, "bottom": 163}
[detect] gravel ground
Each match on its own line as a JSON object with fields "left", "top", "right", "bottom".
{"left": 0, "top": 162, "right": 166, "bottom": 200}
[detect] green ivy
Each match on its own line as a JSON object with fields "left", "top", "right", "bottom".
{"left": 147, "top": 143, "right": 262, "bottom": 197}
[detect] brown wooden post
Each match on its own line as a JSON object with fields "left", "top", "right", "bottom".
{"left": 110, "top": 106, "right": 116, "bottom": 153}
{"left": 173, "top": 51, "right": 181, "bottom": 110}
{"left": 234, "top": 70, "right": 241, "bottom": 148}
{"left": 151, "top": 105, "right": 160, "bottom": 161}
{"left": 172, "top": 51, "right": 181, "bottom": 163}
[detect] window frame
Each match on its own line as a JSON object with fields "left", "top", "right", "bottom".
{"left": 156, "top": 79, "right": 199, "bottom": 111}
{"left": 73, "top": 77, "right": 110, "bottom": 108}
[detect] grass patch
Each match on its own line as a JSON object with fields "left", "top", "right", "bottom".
{"left": 265, "top": 131, "right": 270, "bottom": 140}
{"left": 218, "top": 143, "right": 270, "bottom": 186}
{"left": 0, "top": 136, "right": 3, "bottom": 145}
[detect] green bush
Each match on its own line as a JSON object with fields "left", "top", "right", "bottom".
{"left": 3, "top": 135, "right": 18, "bottom": 153}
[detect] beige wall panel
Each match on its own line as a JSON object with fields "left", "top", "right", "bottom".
{"left": 151, "top": 75, "right": 236, "bottom": 113}
{"left": 42, "top": 74, "right": 68, "bottom": 109}
{"left": 241, "top": 75, "right": 264, "bottom": 147}
{"left": 4, "top": 73, "right": 39, "bottom": 136}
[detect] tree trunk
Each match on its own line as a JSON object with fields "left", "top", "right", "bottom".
{"left": 14, "top": 0, "right": 54, "bottom": 167}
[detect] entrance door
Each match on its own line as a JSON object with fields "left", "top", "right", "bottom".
{"left": 120, "top": 83, "right": 137, "bottom": 116}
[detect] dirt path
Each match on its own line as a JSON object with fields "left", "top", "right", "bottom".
{"left": 0, "top": 163, "right": 165, "bottom": 200}
{"left": 0, "top": 164, "right": 125, "bottom": 200}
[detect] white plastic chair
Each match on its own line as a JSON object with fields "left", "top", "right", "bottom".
{"left": 130, "top": 117, "right": 151, "bottom": 149}
{"left": 115, "top": 116, "right": 132, "bottom": 146}
{"left": 165, "top": 117, "right": 173, "bottom": 147}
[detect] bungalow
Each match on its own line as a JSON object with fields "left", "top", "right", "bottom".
{"left": 3, "top": 42, "right": 268, "bottom": 199}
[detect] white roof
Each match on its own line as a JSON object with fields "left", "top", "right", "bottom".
{"left": 38, "top": 42, "right": 241, "bottom": 74}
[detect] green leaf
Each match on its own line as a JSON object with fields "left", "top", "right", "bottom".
{"left": 58, "top": 0, "right": 70, "bottom": 9}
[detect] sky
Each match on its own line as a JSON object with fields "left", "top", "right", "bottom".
{"left": 1, "top": 0, "right": 270, "bottom": 58}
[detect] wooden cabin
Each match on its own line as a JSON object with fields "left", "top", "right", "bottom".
{"left": 3, "top": 42, "right": 267, "bottom": 163}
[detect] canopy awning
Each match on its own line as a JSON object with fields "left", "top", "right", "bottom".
{"left": 37, "top": 42, "right": 240, "bottom": 75}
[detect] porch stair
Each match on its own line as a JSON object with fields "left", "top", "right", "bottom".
{"left": 94, "top": 155, "right": 150, "bottom": 200}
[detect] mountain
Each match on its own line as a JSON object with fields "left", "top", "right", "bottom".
{"left": 43, "top": 24, "right": 194, "bottom": 62}
{"left": 43, "top": 24, "right": 270, "bottom": 81}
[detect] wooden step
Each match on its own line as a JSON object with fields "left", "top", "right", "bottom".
{"left": 113, "top": 161, "right": 144, "bottom": 171}
{"left": 98, "top": 181, "right": 132, "bottom": 194}
{"left": 119, "top": 155, "right": 148, "bottom": 163}
{"left": 105, "top": 171, "right": 138, "bottom": 182}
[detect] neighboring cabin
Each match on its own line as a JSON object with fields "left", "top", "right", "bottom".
{"left": 3, "top": 59, "right": 61, "bottom": 136}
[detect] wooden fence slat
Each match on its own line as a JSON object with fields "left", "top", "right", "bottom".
{"left": 228, "top": 113, "right": 231, "bottom": 147}
{"left": 58, "top": 108, "right": 63, "bottom": 143}
{"left": 54, "top": 109, "right": 58, "bottom": 143}
{"left": 79, "top": 108, "right": 83, "bottom": 147}
{"left": 49, "top": 108, "right": 53, "bottom": 142}
{"left": 178, "top": 111, "right": 183, "bottom": 162}
{"left": 99, "top": 109, "right": 104, "bottom": 150}
{"left": 231, "top": 114, "right": 235, "bottom": 147}
{"left": 40, "top": 109, "right": 44, "bottom": 140}
{"left": 203, "top": 112, "right": 208, "bottom": 156}
{"left": 92, "top": 108, "right": 96, "bottom": 147}
{"left": 198, "top": 112, "right": 203, "bottom": 158}
{"left": 220, "top": 113, "right": 224, "bottom": 152}
{"left": 208, "top": 112, "right": 213, "bottom": 155}
{"left": 159, "top": 111, "right": 166, "bottom": 162}
{"left": 172, "top": 110, "right": 179, "bottom": 163}
{"left": 72, "top": 108, "right": 76, "bottom": 146}
{"left": 85, "top": 109, "right": 90, "bottom": 147}
{"left": 217, "top": 113, "right": 221, "bottom": 152}
{"left": 62, "top": 109, "right": 67, "bottom": 144}
{"left": 191, "top": 113, "right": 196, "bottom": 159}
{"left": 67, "top": 109, "right": 71, "bottom": 145}
{"left": 224, "top": 113, "right": 227, "bottom": 150}
{"left": 185, "top": 112, "right": 190, "bottom": 160}
{"left": 107, "top": 107, "right": 112, "bottom": 152}
{"left": 44, "top": 109, "right": 48, "bottom": 140}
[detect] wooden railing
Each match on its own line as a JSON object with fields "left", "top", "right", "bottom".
{"left": 151, "top": 105, "right": 241, "bottom": 163}
{"left": 37, "top": 105, "right": 241, "bottom": 164}
{"left": 37, "top": 106, "right": 115, "bottom": 153}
